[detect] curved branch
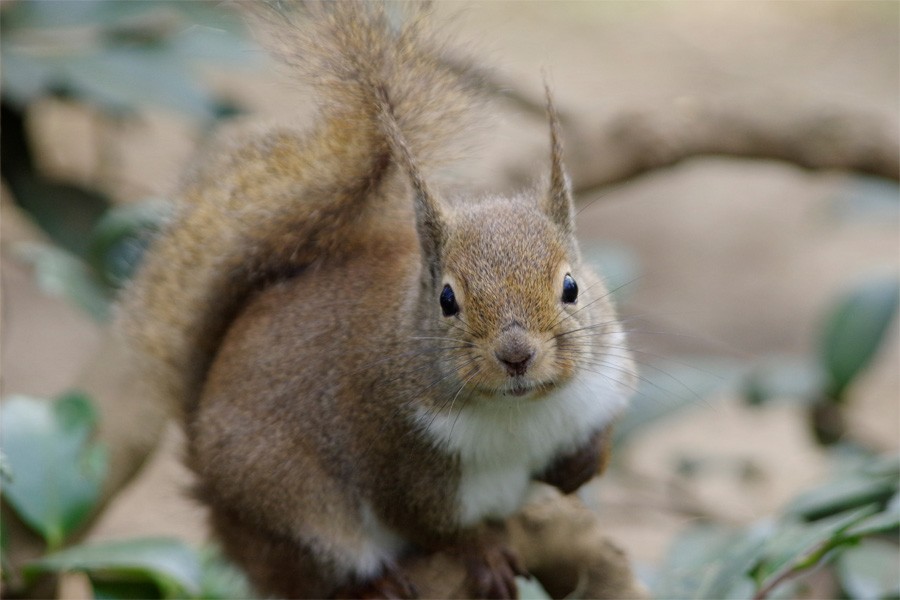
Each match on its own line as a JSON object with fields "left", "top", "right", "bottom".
{"left": 509, "top": 92, "right": 899, "bottom": 193}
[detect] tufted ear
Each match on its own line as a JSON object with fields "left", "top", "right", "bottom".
{"left": 375, "top": 84, "right": 446, "bottom": 285}
{"left": 541, "top": 83, "right": 575, "bottom": 236}
{"left": 410, "top": 177, "right": 446, "bottom": 287}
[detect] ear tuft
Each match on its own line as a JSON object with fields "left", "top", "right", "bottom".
{"left": 375, "top": 83, "right": 446, "bottom": 283}
{"left": 543, "top": 82, "right": 575, "bottom": 235}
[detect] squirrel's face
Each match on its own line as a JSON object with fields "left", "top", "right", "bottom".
{"left": 431, "top": 198, "right": 620, "bottom": 402}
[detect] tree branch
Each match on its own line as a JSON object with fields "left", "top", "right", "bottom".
{"left": 507, "top": 91, "right": 899, "bottom": 193}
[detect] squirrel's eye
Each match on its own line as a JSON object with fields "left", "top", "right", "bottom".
{"left": 561, "top": 274, "right": 578, "bottom": 304}
{"left": 440, "top": 284, "right": 459, "bottom": 317}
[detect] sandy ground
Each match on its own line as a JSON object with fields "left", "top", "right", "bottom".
{"left": 2, "top": 0, "right": 898, "bottom": 591}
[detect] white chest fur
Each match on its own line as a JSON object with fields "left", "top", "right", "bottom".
{"left": 418, "top": 368, "right": 631, "bottom": 526}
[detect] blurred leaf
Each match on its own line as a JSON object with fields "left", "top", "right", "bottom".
{"left": 15, "top": 242, "right": 112, "bottom": 321}
{"left": 1, "top": 0, "right": 160, "bottom": 30}
{"left": 88, "top": 199, "right": 169, "bottom": 288}
{"left": 0, "top": 451, "right": 11, "bottom": 484}
{"left": 197, "top": 546, "right": 254, "bottom": 600}
{"left": 613, "top": 358, "right": 743, "bottom": 447}
{"left": 653, "top": 523, "right": 767, "bottom": 599}
{"left": 829, "top": 176, "right": 900, "bottom": 225}
{"left": 91, "top": 578, "right": 164, "bottom": 600}
{"left": 837, "top": 539, "right": 900, "bottom": 600}
{"left": 859, "top": 453, "right": 900, "bottom": 479}
{"left": 0, "top": 50, "right": 59, "bottom": 108}
{"left": 55, "top": 48, "right": 218, "bottom": 120}
{"left": 741, "top": 356, "right": 826, "bottom": 407}
{"left": 753, "top": 505, "right": 878, "bottom": 587}
{"left": 5, "top": 174, "right": 113, "bottom": 258}
{"left": 820, "top": 276, "right": 899, "bottom": 400}
{"left": 24, "top": 537, "right": 202, "bottom": 598}
{"left": 0, "top": 394, "right": 107, "bottom": 549}
{"left": 843, "top": 493, "right": 900, "bottom": 538}
{"left": 515, "top": 576, "right": 552, "bottom": 600}
{"left": 786, "top": 462, "right": 898, "bottom": 522}
{"left": 1, "top": 0, "right": 255, "bottom": 117}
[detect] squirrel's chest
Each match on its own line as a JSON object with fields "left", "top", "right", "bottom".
{"left": 418, "top": 371, "right": 628, "bottom": 526}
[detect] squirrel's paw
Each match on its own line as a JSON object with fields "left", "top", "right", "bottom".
{"left": 464, "top": 544, "right": 528, "bottom": 599}
{"left": 535, "top": 427, "right": 609, "bottom": 494}
{"left": 333, "top": 563, "right": 418, "bottom": 600}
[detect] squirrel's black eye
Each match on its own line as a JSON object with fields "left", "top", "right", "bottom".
{"left": 561, "top": 274, "right": 578, "bottom": 304}
{"left": 440, "top": 284, "right": 459, "bottom": 317}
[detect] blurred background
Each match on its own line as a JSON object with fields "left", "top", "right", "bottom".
{"left": 1, "top": 1, "right": 898, "bottom": 598}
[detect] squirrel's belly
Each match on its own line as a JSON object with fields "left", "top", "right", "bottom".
{"left": 415, "top": 370, "right": 630, "bottom": 526}
{"left": 352, "top": 502, "right": 409, "bottom": 577}
{"left": 457, "top": 462, "right": 532, "bottom": 526}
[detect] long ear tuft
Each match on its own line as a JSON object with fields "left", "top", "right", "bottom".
{"left": 543, "top": 81, "right": 575, "bottom": 235}
{"left": 375, "top": 84, "right": 445, "bottom": 283}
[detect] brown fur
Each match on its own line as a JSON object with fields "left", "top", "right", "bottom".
{"left": 117, "top": 2, "right": 635, "bottom": 597}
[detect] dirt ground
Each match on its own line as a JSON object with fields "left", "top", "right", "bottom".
{"left": 2, "top": 0, "right": 898, "bottom": 591}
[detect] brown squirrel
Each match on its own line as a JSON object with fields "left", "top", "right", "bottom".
{"left": 117, "top": 2, "right": 635, "bottom": 598}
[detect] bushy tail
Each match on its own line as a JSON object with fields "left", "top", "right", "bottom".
{"left": 116, "top": 0, "right": 484, "bottom": 416}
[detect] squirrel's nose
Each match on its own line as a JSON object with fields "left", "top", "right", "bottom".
{"left": 495, "top": 347, "right": 535, "bottom": 377}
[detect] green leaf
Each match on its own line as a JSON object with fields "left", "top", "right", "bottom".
{"left": 1, "top": 1, "right": 255, "bottom": 116}
{"left": 753, "top": 506, "right": 878, "bottom": 587}
{"left": 0, "top": 48, "right": 58, "bottom": 108}
{"left": 87, "top": 199, "right": 169, "bottom": 288}
{"left": 515, "top": 576, "right": 552, "bottom": 600}
{"left": 613, "top": 358, "right": 743, "bottom": 448}
{"left": 0, "top": 451, "right": 12, "bottom": 484}
{"left": 829, "top": 176, "right": 900, "bottom": 224}
{"left": 741, "top": 356, "right": 826, "bottom": 407}
{"left": 14, "top": 242, "right": 112, "bottom": 321}
{"left": 786, "top": 474, "right": 897, "bottom": 522}
{"left": 819, "top": 276, "right": 900, "bottom": 400}
{"left": 55, "top": 391, "right": 100, "bottom": 433}
{"left": 52, "top": 48, "right": 218, "bottom": 120}
{"left": 3, "top": 174, "right": 113, "bottom": 259}
{"left": 24, "top": 537, "right": 202, "bottom": 598}
{"left": 0, "top": 394, "right": 107, "bottom": 548}
{"left": 837, "top": 539, "right": 900, "bottom": 600}
{"left": 90, "top": 577, "right": 164, "bottom": 600}
{"left": 196, "top": 546, "right": 254, "bottom": 600}
{"left": 843, "top": 494, "right": 900, "bottom": 538}
{"left": 653, "top": 523, "right": 768, "bottom": 599}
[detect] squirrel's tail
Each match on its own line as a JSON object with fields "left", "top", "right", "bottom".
{"left": 116, "top": 0, "right": 483, "bottom": 416}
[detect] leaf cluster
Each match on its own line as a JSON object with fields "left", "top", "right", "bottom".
{"left": 0, "top": 393, "right": 252, "bottom": 599}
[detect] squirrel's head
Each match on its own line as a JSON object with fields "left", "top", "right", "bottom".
{"left": 405, "top": 86, "right": 630, "bottom": 404}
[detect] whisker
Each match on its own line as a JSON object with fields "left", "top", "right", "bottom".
{"left": 544, "top": 277, "right": 610, "bottom": 331}
{"left": 445, "top": 367, "right": 483, "bottom": 448}
{"left": 565, "top": 352, "right": 706, "bottom": 406}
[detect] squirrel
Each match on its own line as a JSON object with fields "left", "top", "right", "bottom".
{"left": 117, "top": 2, "right": 635, "bottom": 598}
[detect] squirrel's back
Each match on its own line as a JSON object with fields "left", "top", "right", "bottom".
{"left": 117, "top": 1, "right": 484, "bottom": 415}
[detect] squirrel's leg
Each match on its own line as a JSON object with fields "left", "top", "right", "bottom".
{"left": 333, "top": 562, "right": 418, "bottom": 599}
{"left": 534, "top": 425, "right": 613, "bottom": 494}
{"left": 447, "top": 521, "right": 528, "bottom": 600}
{"left": 207, "top": 500, "right": 417, "bottom": 599}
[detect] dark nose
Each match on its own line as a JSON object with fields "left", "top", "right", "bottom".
{"left": 495, "top": 347, "right": 535, "bottom": 377}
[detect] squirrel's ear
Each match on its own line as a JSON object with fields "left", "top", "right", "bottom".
{"left": 376, "top": 85, "right": 446, "bottom": 283}
{"left": 542, "top": 83, "right": 575, "bottom": 236}
{"left": 411, "top": 179, "right": 446, "bottom": 283}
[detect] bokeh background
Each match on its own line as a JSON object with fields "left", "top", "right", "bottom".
{"left": 2, "top": 1, "right": 898, "bottom": 598}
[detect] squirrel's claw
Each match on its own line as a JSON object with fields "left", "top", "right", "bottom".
{"left": 465, "top": 544, "right": 528, "bottom": 599}
{"left": 333, "top": 564, "right": 418, "bottom": 600}
{"left": 536, "top": 426, "right": 611, "bottom": 494}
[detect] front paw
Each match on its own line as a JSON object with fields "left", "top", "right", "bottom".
{"left": 464, "top": 543, "right": 528, "bottom": 599}
{"left": 536, "top": 427, "right": 610, "bottom": 494}
{"left": 333, "top": 563, "right": 418, "bottom": 599}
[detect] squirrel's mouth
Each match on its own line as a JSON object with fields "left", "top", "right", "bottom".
{"left": 500, "top": 379, "right": 556, "bottom": 399}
